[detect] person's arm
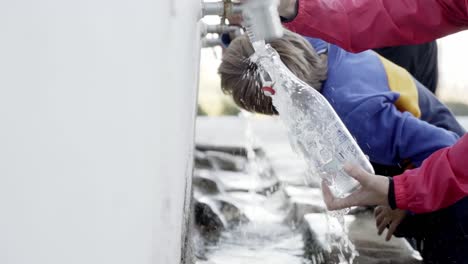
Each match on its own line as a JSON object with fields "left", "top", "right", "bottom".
{"left": 341, "top": 95, "right": 459, "bottom": 167}
{"left": 393, "top": 134, "right": 468, "bottom": 213}
{"left": 282, "top": 0, "right": 468, "bottom": 52}
{"left": 322, "top": 135, "right": 468, "bottom": 213}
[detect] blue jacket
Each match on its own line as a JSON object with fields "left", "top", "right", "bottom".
{"left": 305, "top": 37, "right": 465, "bottom": 168}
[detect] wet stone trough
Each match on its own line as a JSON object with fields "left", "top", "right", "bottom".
{"left": 190, "top": 116, "right": 423, "bottom": 264}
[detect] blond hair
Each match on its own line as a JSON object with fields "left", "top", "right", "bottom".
{"left": 218, "top": 30, "right": 327, "bottom": 115}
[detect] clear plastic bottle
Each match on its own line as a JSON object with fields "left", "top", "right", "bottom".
{"left": 251, "top": 44, "right": 374, "bottom": 198}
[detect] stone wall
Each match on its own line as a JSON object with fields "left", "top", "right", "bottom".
{"left": 0, "top": 1, "right": 201, "bottom": 263}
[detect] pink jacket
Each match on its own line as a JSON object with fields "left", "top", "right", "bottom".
{"left": 394, "top": 135, "right": 468, "bottom": 213}
{"left": 285, "top": 0, "right": 468, "bottom": 213}
{"left": 285, "top": 0, "right": 468, "bottom": 52}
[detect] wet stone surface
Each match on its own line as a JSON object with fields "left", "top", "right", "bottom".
{"left": 191, "top": 116, "right": 423, "bottom": 264}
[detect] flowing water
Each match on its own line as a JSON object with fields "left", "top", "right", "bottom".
{"left": 198, "top": 28, "right": 363, "bottom": 263}
{"left": 197, "top": 112, "right": 354, "bottom": 263}
{"left": 199, "top": 112, "right": 311, "bottom": 264}
{"left": 202, "top": 223, "right": 309, "bottom": 264}
{"left": 195, "top": 116, "right": 426, "bottom": 264}
{"left": 245, "top": 36, "right": 361, "bottom": 262}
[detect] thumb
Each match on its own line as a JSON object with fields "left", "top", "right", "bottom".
{"left": 321, "top": 180, "right": 355, "bottom": 210}
{"left": 344, "top": 163, "right": 373, "bottom": 186}
{"left": 321, "top": 180, "right": 335, "bottom": 208}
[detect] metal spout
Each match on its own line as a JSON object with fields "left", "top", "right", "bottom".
{"left": 242, "top": 0, "right": 283, "bottom": 42}
{"left": 200, "top": 23, "right": 241, "bottom": 37}
{"left": 202, "top": 37, "right": 224, "bottom": 48}
{"left": 200, "top": 0, "right": 283, "bottom": 45}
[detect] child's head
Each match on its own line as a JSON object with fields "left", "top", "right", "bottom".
{"left": 218, "top": 29, "right": 327, "bottom": 115}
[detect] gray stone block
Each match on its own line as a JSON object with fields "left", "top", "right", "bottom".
{"left": 193, "top": 170, "right": 221, "bottom": 195}
{"left": 210, "top": 169, "right": 280, "bottom": 194}
{"left": 285, "top": 186, "right": 326, "bottom": 225}
{"left": 204, "top": 150, "right": 246, "bottom": 171}
{"left": 301, "top": 212, "right": 422, "bottom": 264}
{"left": 194, "top": 197, "right": 227, "bottom": 243}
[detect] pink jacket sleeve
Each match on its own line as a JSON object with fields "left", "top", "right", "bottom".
{"left": 393, "top": 134, "right": 468, "bottom": 213}
{"left": 284, "top": 0, "right": 468, "bottom": 52}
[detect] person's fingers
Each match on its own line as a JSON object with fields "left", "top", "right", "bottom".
{"left": 321, "top": 181, "right": 334, "bottom": 207}
{"left": 374, "top": 206, "right": 384, "bottom": 217}
{"left": 321, "top": 180, "right": 360, "bottom": 210}
{"left": 321, "top": 181, "right": 344, "bottom": 210}
{"left": 386, "top": 220, "right": 400, "bottom": 241}
{"left": 343, "top": 164, "right": 372, "bottom": 186}
{"left": 321, "top": 181, "right": 348, "bottom": 210}
{"left": 385, "top": 211, "right": 405, "bottom": 241}
{"left": 378, "top": 217, "right": 390, "bottom": 235}
{"left": 375, "top": 211, "right": 386, "bottom": 227}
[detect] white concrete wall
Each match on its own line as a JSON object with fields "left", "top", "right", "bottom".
{"left": 0, "top": 0, "right": 200, "bottom": 263}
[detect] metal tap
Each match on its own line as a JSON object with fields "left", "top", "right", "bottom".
{"left": 241, "top": 0, "right": 283, "bottom": 41}
{"left": 200, "top": 24, "right": 241, "bottom": 37}
{"left": 200, "top": 23, "right": 242, "bottom": 48}
{"left": 201, "top": 0, "right": 283, "bottom": 42}
{"left": 202, "top": 1, "right": 242, "bottom": 18}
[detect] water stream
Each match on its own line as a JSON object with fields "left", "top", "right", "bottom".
{"left": 197, "top": 28, "right": 364, "bottom": 264}
{"left": 198, "top": 112, "right": 311, "bottom": 264}
{"left": 249, "top": 39, "right": 359, "bottom": 262}
{"left": 202, "top": 223, "right": 309, "bottom": 264}
{"left": 245, "top": 17, "right": 363, "bottom": 259}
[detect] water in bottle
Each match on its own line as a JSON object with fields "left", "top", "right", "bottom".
{"left": 250, "top": 44, "right": 374, "bottom": 198}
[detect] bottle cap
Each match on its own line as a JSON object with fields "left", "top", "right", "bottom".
{"left": 261, "top": 86, "right": 276, "bottom": 96}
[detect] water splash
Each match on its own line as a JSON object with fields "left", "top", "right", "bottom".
{"left": 325, "top": 211, "right": 358, "bottom": 264}
{"left": 201, "top": 113, "right": 311, "bottom": 263}
{"left": 240, "top": 110, "right": 258, "bottom": 175}
{"left": 251, "top": 45, "right": 373, "bottom": 197}
{"left": 205, "top": 223, "right": 311, "bottom": 264}
{"left": 248, "top": 43, "right": 371, "bottom": 263}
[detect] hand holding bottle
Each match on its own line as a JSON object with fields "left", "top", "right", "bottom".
{"left": 322, "top": 164, "right": 390, "bottom": 210}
